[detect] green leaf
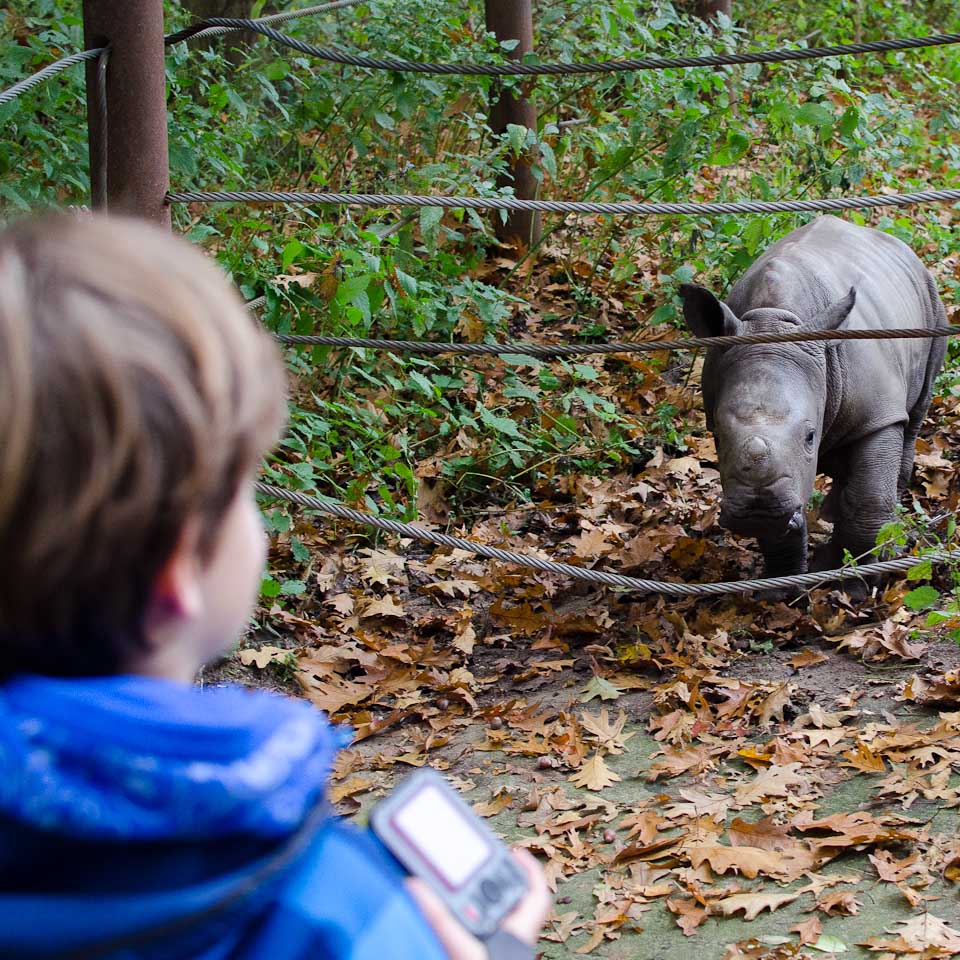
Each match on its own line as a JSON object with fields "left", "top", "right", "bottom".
{"left": 291, "top": 537, "right": 311, "bottom": 564}
{"left": 506, "top": 123, "right": 528, "bottom": 157}
{"left": 280, "top": 579, "right": 307, "bottom": 596}
{"left": 281, "top": 239, "right": 305, "bottom": 271}
{"left": 810, "top": 935, "right": 848, "bottom": 953}
{"left": 838, "top": 106, "right": 860, "bottom": 138}
{"left": 906, "top": 558, "right": 932, "bottom": 581}
{"left": 580, "top": 676, "right": 624, "bottom": 702}
{"left": 260, "top": 577, "right": 281, "bottom": 599}
{"left": 420, "top": 206, "right": 444, "bottom": 241}
{"left": 904, "top": 585, "right": 940, "bottom": 611}
{"left": 478, "top": 406, "right": 523, "bottom": 439}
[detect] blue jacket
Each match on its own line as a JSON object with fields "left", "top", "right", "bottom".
{"left": 0, "top": 674, "right": 448, "bottom": 960}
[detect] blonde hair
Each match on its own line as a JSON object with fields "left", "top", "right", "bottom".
{"left": 0, "top": 214, "right": 286, "bottom": 675}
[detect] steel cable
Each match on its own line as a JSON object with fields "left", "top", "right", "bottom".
{"left": 0, "top": 1, "right": 363, "bottom": 107}
{"left": 270, "top": 326, "right": 960, "bottom": 355}
{"left": 0, "top": 48, "right": 103, "bottom": 108}
{"left": 172, "top": 0, "right": 366, "bottom": 43}
{"left": 167, "top": 187, "right": 960, "bottom": 217}
{"left": 166, "top": 20, "right": 960, "bottom": 76}
{"left": 254, "top": 481, "right": 951, "bottom": 598}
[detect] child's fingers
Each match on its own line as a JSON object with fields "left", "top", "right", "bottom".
{"left": 406, "top": 878, "right": 486, "bottom": 960}
{"left": 501, "top": 848, "right": 552, "bottom": 943}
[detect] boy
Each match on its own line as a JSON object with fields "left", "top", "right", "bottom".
{"left": 0, "top": 215, "right": 548, "bottom": 959}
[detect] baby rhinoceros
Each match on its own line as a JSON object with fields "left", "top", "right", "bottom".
{"left": 680, "top": 216, "right": 947, "bottom": 580}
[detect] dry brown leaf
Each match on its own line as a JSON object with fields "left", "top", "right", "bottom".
{"left": 238, "top": 645, "right": 290, "bottom": 669}
{"left": 812, "top": 890, "right": 859, "bottom": 916}
{"left": 570, "top": 752, "right": 621, "bottom": 791}
{"left": 361, "top": 594, "right": 406, "bottom": 619}
{"left": 666, "top": 897, "right": 708, "bottom": 936}
{"left": 842, "top": 741, "right": 886, "bottom": 773}
{"left": 474, "top": 791, "right": 514, "bottom": 818}
{"left": 789, "top": 650, "right": 830, "bottom": 670}
{"left": 580, "top": 708, "right": 635, "bottom": 754}
{"left": 790, "top": 915, "right": 822, "bottom": 946}
{"left": 709, "top": 891, "right": 799, "bottom": 922}
{"left": 687, "top": 845, "right": 785, "bottom": 880}
{"left": 728, "top": 817, "right": 795, "bottom": 851}
{"left": 859, "top": 914, "right": 960, "bottom": 954}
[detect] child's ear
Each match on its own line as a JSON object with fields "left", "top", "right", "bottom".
{"left": 145, "top": 520, "right": 205, "bottom": 625}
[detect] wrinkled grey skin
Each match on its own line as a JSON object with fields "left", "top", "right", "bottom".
{"left": 680, "top": 216, "right": 947, "bottom": 579}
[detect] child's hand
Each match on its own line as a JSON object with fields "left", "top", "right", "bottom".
{"left": 407, "top": 848, "right": 550, "bottom": 959}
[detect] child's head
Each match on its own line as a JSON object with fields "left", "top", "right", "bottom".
{"left": 0, "top": 214, "right": 286, "bottom": 680}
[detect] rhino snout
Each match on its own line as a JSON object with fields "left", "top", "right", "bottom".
{"left": 719, "top": 494, "right": 805, "bottom": 537}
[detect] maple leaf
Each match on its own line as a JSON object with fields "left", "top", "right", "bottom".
{"left": 709, "top": 891, "right": 798, "bottom": 922}
{"left": 358, "top": 548, "right": 406, "bottom": 587}
{"left": 238, "top": 645, "right": 290, "bottom": 669}
{"left": 569, "top": 752, "right": 621, "bottom": 791}
{"left": 580, "top": 708, "right": 635, "bottom": 754}
{"left": 360, "top": 594, "right": 406, "bottom": 619}
{"left": 423, "top": 578, "right": 481, "bottom": 598}
{"left": 325, "top": 592, "right": 355, "bottom": 615}
{"left": 580, "top": 676, "right": 624, "bottom": 703}
{"left": 735, "top": 763, "right": 806, "bottom": 805}
{"left": 617, "top": 810, "right": 665, "bottom": 844}
{"left": 842, "top": 741, "right": 886, "bottom": 773}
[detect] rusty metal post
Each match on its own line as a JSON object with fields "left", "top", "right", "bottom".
{"left": 484, "top": 0, "right": 542, "bottom": 249}
{"left": 83, "top": 0, "right": 171, "bottom": 226}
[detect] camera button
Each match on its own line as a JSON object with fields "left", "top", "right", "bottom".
{"left": 480, "top": 879, "right": 502, "bottom": 903}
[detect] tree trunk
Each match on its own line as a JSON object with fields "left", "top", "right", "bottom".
{"left": 696, "top": 0, "right": 732, "bottom": 21}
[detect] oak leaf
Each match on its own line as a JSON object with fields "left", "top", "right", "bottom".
{"left": 812, "top": 890, "right": 859, "bottom": 916}
{"left": 686, "top": 844, "right": 785, "bottom": 880}
{"left": 790, "top": 915, "right": 822, "bottom": 946}
{"left": 859, "top": 914, "right": 960, "bottom": 954}
{"left": 709, "top": 891, "right": 798, "bottom": 922}
{"left": 789, "top": 649, "right": 830, "bottom": 669}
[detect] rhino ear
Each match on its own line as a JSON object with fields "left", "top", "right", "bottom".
{"left": 679, "top": 284, "right": 741, "bottom": 339}
{"left": 805, "top": 287, "right": 856, "bottom": 333}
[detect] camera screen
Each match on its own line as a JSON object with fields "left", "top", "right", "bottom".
{"left": 392, "top": 783, "right": 492, "bottom": 889}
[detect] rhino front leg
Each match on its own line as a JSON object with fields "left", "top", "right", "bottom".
{"left": 827, "top": 424, "right": 904, "bottom": 581}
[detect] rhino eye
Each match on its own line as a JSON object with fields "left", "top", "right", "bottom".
{"left": 805, "top": 430, "right": 816, "bottom": 445}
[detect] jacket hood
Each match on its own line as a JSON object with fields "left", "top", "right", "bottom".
{"left": 0, "top": 673, "right": 346, "bottom": 841}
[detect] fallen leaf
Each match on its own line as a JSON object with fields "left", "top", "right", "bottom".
{"left": 791, "top": 915, "right": 822, "bottom": 946}
{"left": 710, "top": 892, "right": 799, "bottom": 922}
{"left": 239, "top": 645, "right": 290, "bottom": 669}
{"left": 580, "top": 676, "right": 624, "bottom": 702}
{"left": 570, "top": 752, "right": 622, "bottom": 791}
{"left": 790, "top": 650, "right": 830, "bottom": 670}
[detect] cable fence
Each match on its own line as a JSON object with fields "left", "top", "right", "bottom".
{"left": 5, "top": 2, "right": 960, "bottom": 602}
{"left": 167, "top": 187, "right": 960, "bottom": 218}
{"left": 254, "top": 481, "right": 955, "bottom": 599}
{"left": 267, "top": 326, "right": 960, "bottom": 356}
{"left": 166, "top": 20, "right": 960, "bottom": 76}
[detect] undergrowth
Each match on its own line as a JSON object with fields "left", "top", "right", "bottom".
{"left": 2, "top": 0, "right": 960, "bottom": 558}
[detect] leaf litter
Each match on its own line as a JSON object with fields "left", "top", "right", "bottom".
{"left": 225, "top": 261, "right": 960, "bottom": 957}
